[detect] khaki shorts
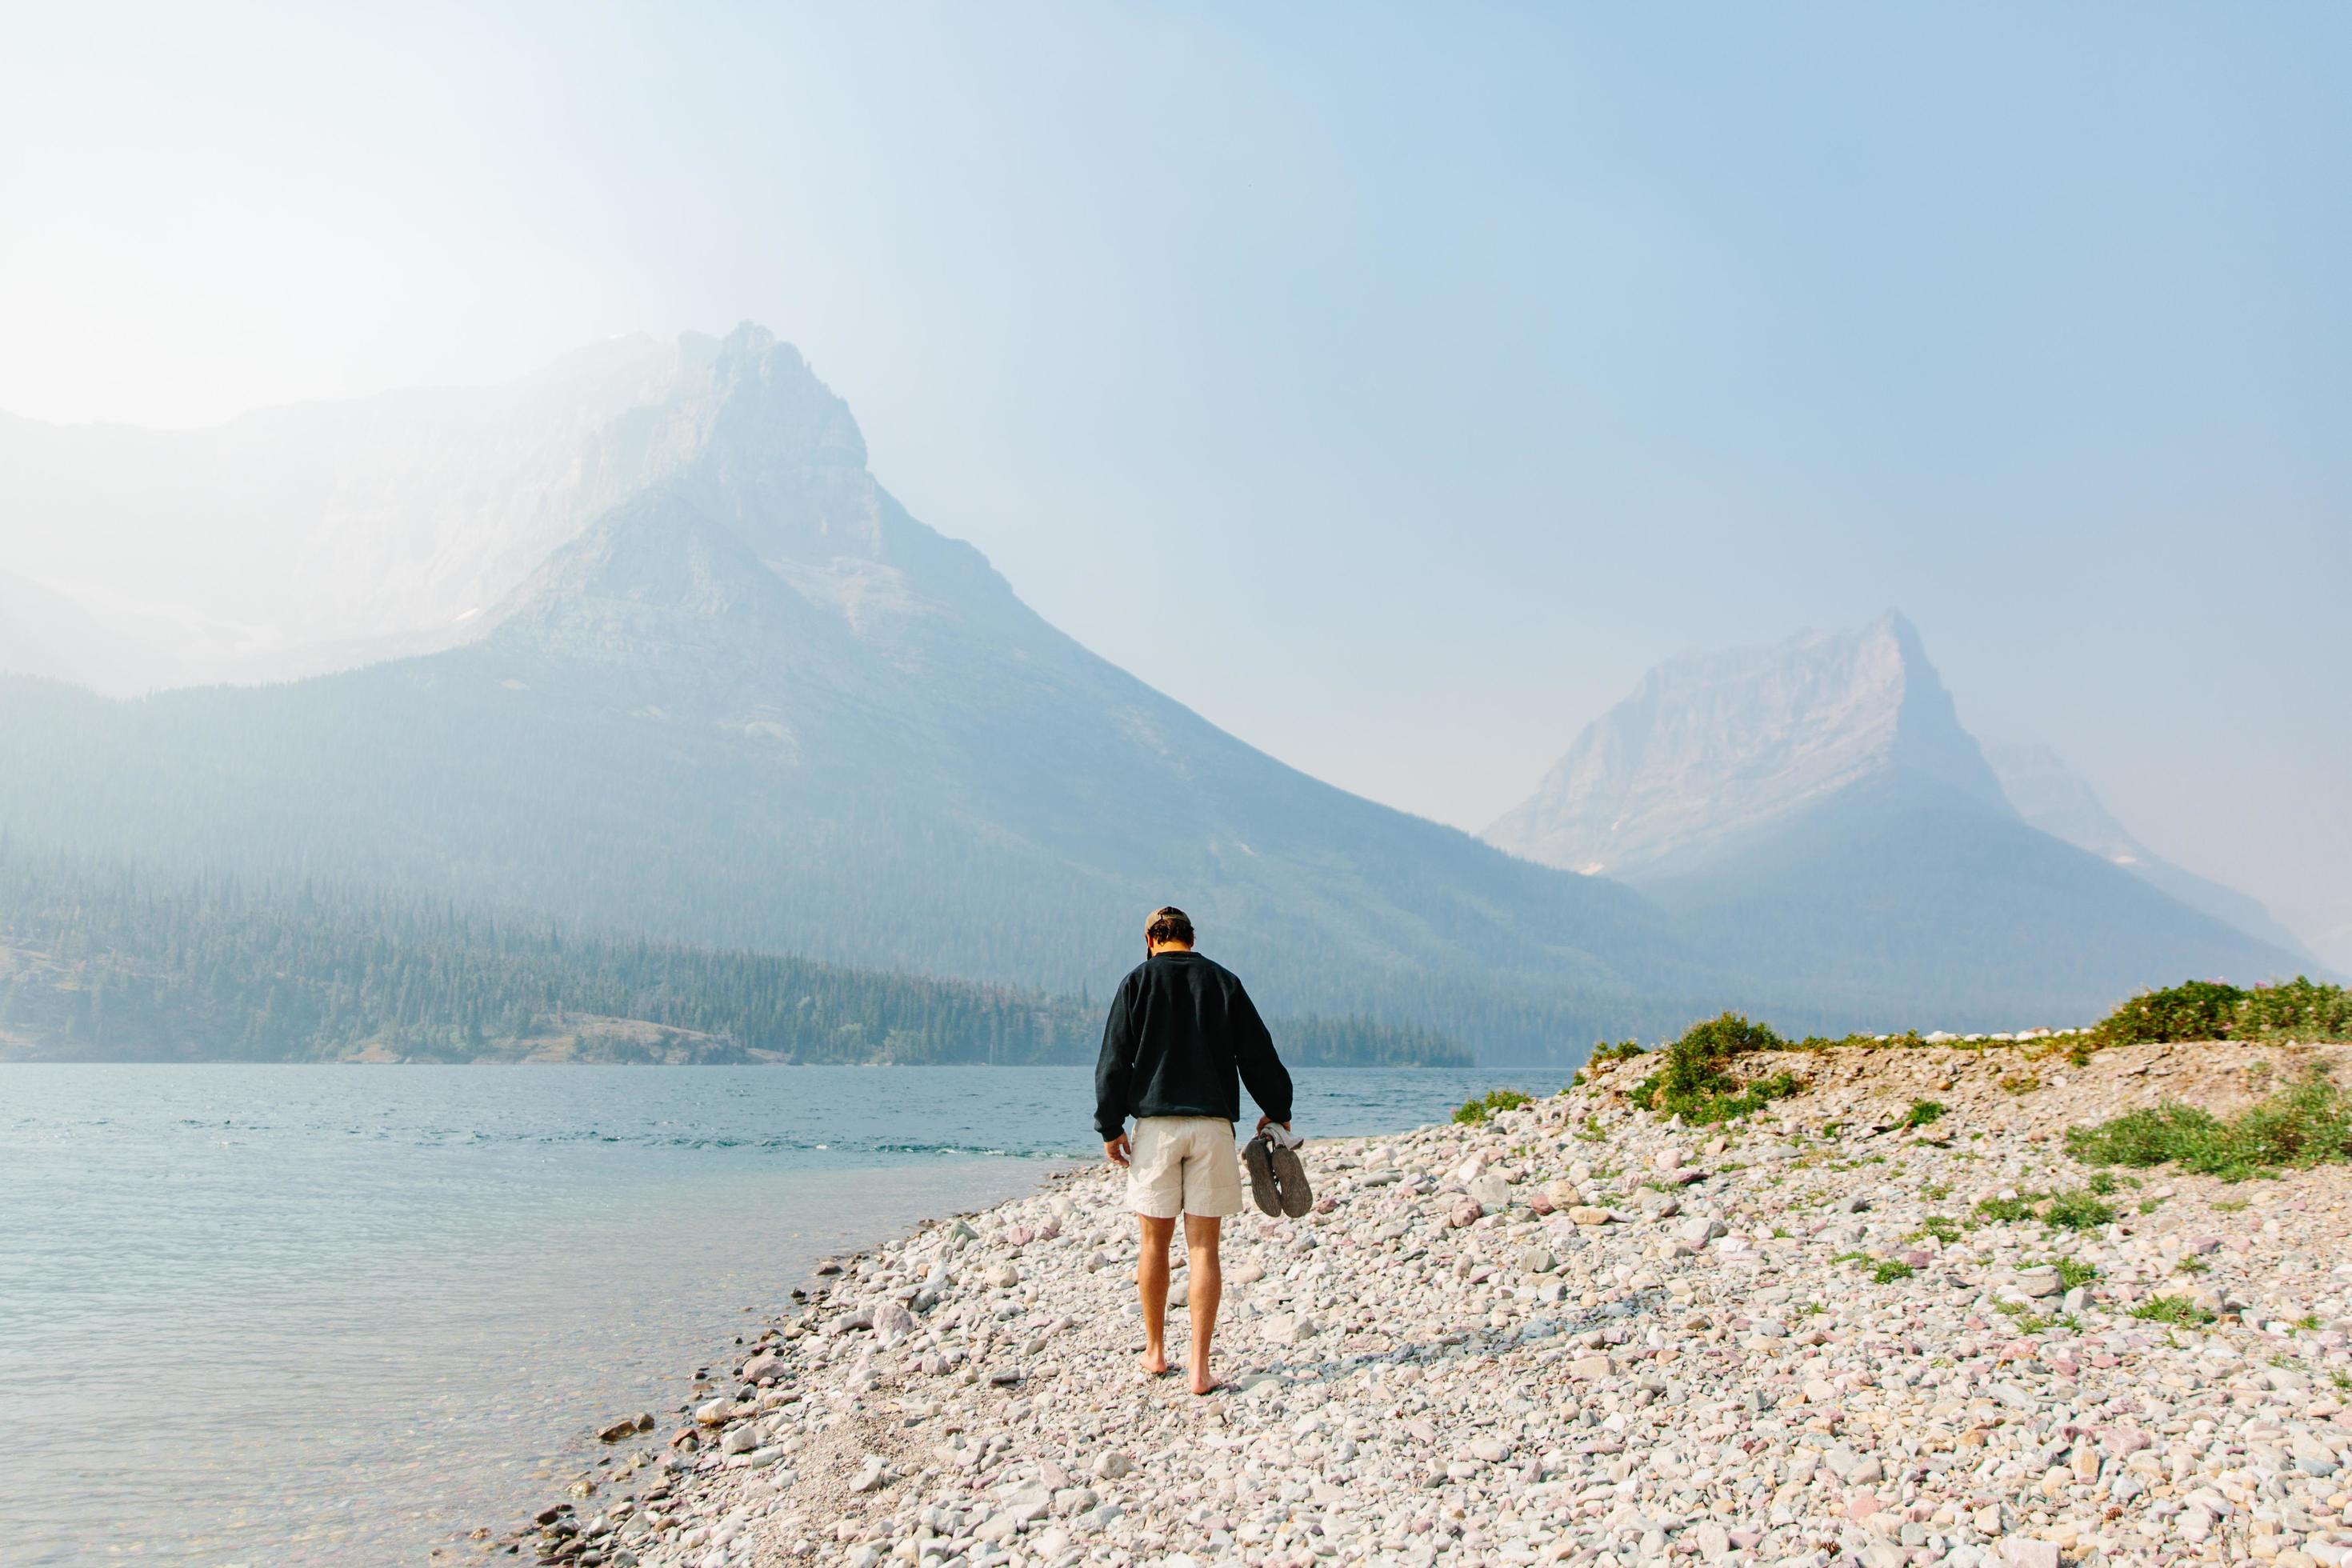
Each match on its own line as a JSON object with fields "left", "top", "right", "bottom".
{"left": 1126, "top": 1116, "right": 1242, "bottom": 1219}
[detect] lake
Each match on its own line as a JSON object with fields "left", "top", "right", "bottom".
{"left": 0, "top": 1064, "right": 1560, "bottom": 1565}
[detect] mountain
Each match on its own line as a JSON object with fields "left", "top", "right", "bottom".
{"left": 1484, "top": 614, "right": 2308, "bottom": 1026}
{"left": 1982, "top": 740, "right": 2330, "bottom": 970}
{"left": 1485, "top": 614, "right": 2009, "bottom": 879}
{"left": 0, "top": 570, "right": 181, "bottom": 696}
{"left": 0, "top": 327, "right": 1714, "bottom": 1059}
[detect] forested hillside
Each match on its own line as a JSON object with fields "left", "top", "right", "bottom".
{"left": 0, "top": 848, "right": 1467, "bottom": 1066}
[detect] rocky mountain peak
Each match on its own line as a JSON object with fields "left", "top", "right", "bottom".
{"left": 1484, "top": 611, "right": 2009, "bottom": 879}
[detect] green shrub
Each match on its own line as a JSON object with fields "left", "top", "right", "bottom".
{"left": 2097, "top": 981, "right": 2248, "bottom": 1046}
{"left": 1588, "top": 1039, "right": 1646, "bottom": 1066}
{"left": 2046, "top": 1189, "right": 2118, "bottom": 1231}
{"left": 1902, "top": 1099, "right": 1947, "bottom": 1129}
{"left": 2088, "top": 976, "right": 2352, "bottom": 1050}
{"left": 1453, "top": 1088, "right": 1533, "bottom": 1126}
{"left": 2066, "top": 1065, "right": 2352, "bottom": 1182}
{"left": 1917, "top": 1216, "right": 1962, "bottom": 1244}
{"left": 1631, "top": 1013, "right": 1802, "bottom": 1124}
{"left": 1975, "top": 1194, "right": 2041, "bottom": 1223}
{"left": 1873, "top": 1260, "right": 1915, "bottom": 1283}
{"left": 2238, "top": 977, "right": 2352, "bottom": 1039}
{"left": 2130, "top": 1295, "right": 2215, "bottom": 1326}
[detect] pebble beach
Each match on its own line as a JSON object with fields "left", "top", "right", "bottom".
{"left": 501, "top": 1038, "right": 2352, "bottom": 1568}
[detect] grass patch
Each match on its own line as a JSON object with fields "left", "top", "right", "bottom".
{"left": 1999, "top": 1073, "right": 2041, "bottom": 1095}
{"left": 1873, "top": 1260, "right": 1915, "bottom": 1283}
{"left": 1976, "top": 1194, "right": 2043, "bottom": 1223}
{"left": 2046, "top": 1189, "right": 2118, "bottom": 1230}
{"left": 2130, "top": 1295, "right": 2216, "bottom": 1326}
{"left": 1630, "top": 1014, "right": 1805, "bottom": 1125}
{"left": 1453, "top": 1088, "right": 1533, "bottom": 1126}
{"left": 1916, "top": 1216, "right": 1962, "bottom": 1244}
{"left": 1902, "top": 1099, "right": 1947, "bottom": 1129}
{"left": 2065, "top": 1065, "right": 2352, "bottom": 1182}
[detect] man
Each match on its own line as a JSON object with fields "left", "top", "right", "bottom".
{"left": 1094, "top": 905, "right": 1294, "bottom": 1394}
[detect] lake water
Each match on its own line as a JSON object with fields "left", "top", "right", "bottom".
{"left": 0, "top": 1064, "right": 1560, "bottom": 1566}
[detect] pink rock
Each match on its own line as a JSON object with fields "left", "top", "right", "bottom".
{"left": 2001, "top": 1538, "right": 2061, "bottom": 1568}
{"left": 1847, "top": 1494, "right": 1882, "bottom": 1520}
{"left": 1314, "top": 1197, "right": 1337, "bottom": 1214}
{"left": 1448, "top": 1200, "right": 1482, "bottom": 1229}
{"left": 1004, "top": 1225, "right": 1034, "bottom": 1247}
{"left": 1529, "top": 1193, "right": 1554, "bottom": 1215}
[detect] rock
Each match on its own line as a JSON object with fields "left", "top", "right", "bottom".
{"left": 1470, "top": 1437, "right": 1510, "bottom": 1463}
{"left": 1544, "top": 1179, "right": 1581, "bottom": 1210}
{"left": 850, "top": 1454, "right": 886, "bottom": 1492}
{"left": 1261, "top": 1312, "right": 1315, "bottom": 1346}
{"left": 719, "top": 1425, "right": 760, "bottom": 1455}
{"left": 598, "top": 1417, "right": 644, "bottom": 1443}
{"left": 1448, "top": 1199, "right": 1482, "bottom": 1228}
{"left": 1091, "top": 1450, "right": 1133, "bottom": 1481}
{"left": 870, "top": 1301, "right": 917, "bottom": 1348}
{"left": 984, "top": 1262, "right": 1021, "bottom": 1290}
{"left": 1567, "top": 1206, "right": 1613, "bottom": 1226}
{"left": 1518, "top": 1246, "right": 1556, "bottom": 1274}
{"left": 1468, "top": 1174, "right": 1511, "bottom": 1210}
{"left": 2001, "top": 1539, "right": 2061, "bottom": 1568}
{"left": 1568, "top": 1354, "right": 1616, "bottom": 1378}
{"left": 2014, "top": 1267, "right": 2062, "bottom": 1299}
{"left": 694, "top": 1398, "right": 732, "bottom": 1425}
{"left": 1678, "top": 1215, "right": 1728, "bottom": 1244}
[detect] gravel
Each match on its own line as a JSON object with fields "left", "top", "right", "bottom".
{"left": 506, "top": 1038, "right": 2352, "bottom": 1568}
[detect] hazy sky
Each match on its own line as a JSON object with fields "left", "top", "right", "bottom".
{"left": 4, "top": 3, "right": 2348, "bottom": 954}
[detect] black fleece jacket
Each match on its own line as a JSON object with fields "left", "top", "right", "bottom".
{"left": 1092, "top": 950, "right": 1294, "bottom": 1141}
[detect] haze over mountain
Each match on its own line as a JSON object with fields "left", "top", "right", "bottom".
{"left": 1484, "top": 615, "right": 2312, "bottom": 1022}
{"left": 0, "top": 326, "right": 1715, "bottom": 1060}
{"left": 0, "top": 334, "right": 705, "bottom": 671}
{"left": 1980, "top": 740, "right": 2327, "bottom": 970}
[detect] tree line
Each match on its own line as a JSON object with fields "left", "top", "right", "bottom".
{"left": 0, "top": 844, "right": 1467, "bottom": 1066}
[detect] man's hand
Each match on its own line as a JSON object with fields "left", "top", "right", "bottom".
{"left": 1105, "top": 1133, "right": 1132, "bottom": 1168}
{"left": 1255, "top": 1114, "right": 1291, "bottom": 1134}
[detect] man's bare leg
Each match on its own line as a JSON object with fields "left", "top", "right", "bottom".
{"left": 1184, "top": 1213, "right": 1223, "bottom": 1394}
{"left": 1136, "top": 1214, "right": 1176, "bottom": 1375}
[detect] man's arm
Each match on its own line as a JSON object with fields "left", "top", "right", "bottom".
{"left": 1229, "top": 980, "right": 1294, "bottom": 1130}
{"left": 1094, "top": 973, "right": 1138, "bottom": 1152}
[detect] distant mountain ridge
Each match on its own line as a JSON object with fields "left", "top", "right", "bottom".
{"left": 1483, "top": 614, "right": 2312, "bottom": 1022}
{"left": 0, "top": 330, "right": 2315, "bottom": 1056}
{"left": 1484, "top": 614, "right": 2006, "bottom": 878}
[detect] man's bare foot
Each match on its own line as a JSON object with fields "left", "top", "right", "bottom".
{"left": 1140, "top": 1349, "right": 1170, "bottom": 1376}
{"left": 1190, "top": 1371, "right": 1224, "bottom": 1395}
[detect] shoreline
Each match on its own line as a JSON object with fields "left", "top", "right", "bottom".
{"left": 502, "top": 1038, "right": 2352, "bottom": 1568}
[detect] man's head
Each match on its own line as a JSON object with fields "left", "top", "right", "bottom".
{"left": 1145, "top": 906, "right": 1194, "bottom": 954}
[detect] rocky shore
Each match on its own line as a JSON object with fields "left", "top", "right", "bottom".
{"left": 501, "top": 1038, "right": 2352, "bottom": 1568}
